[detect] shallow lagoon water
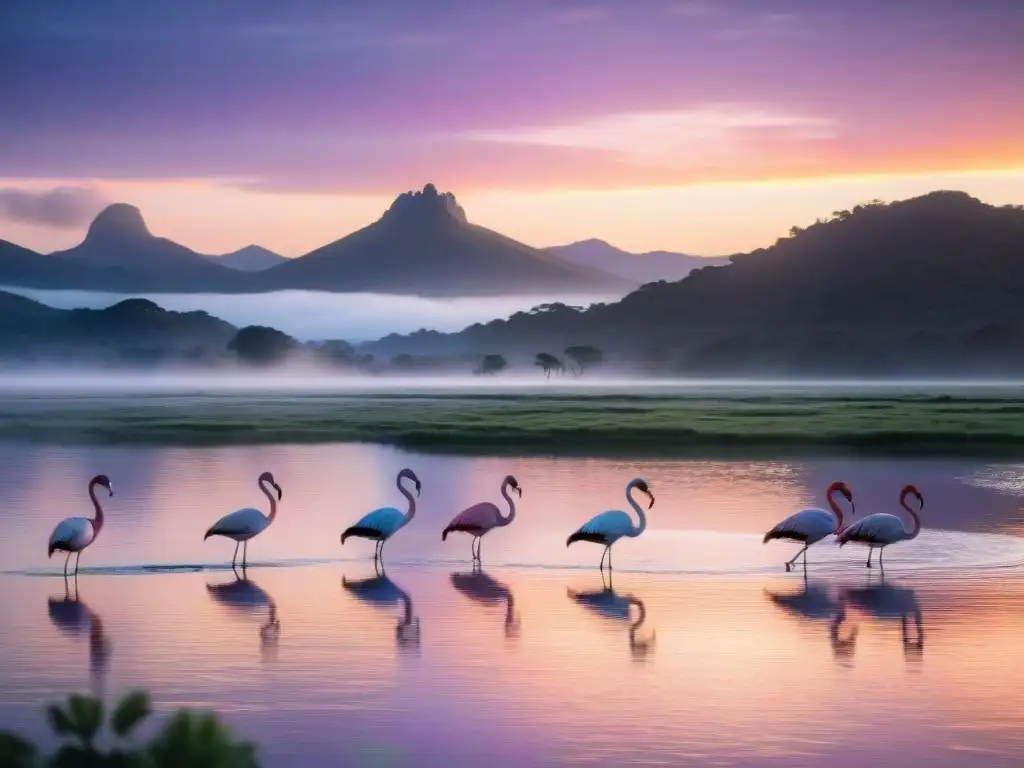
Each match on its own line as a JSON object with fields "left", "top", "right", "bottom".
{"left": 2, "top": 442, "right": 1024, "bottom": 765}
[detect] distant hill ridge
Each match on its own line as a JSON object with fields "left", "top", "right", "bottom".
{"left": 545, "top": 239, "right": 727, "bottom": 283}
{"left": 362, "top": 191, "right": 1024, "bottom": 376}
{"left": 0, "top": 185, "right": 632, "bottom": 296}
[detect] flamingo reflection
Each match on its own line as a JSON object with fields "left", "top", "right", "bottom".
{"left": 567, "top": 571, "right": 655, "bottom": 660}
{"left": 450, "top": 566, "right": 520, "bottom": 638}
{"left": 840, "top": 577, "right": 924, "bottom": 661}
{"left": 206, "top": 567, "right": 280, "bottom": 661}
{"left": 763, "top": 573, "right": 858, "bottom": 663}
{"left": 47, "top": 575, "right": 111, "bottom": 694}
{"left": 342, "top": 565, "right": 420, "bottom": 651}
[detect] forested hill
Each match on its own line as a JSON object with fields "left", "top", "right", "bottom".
{"left": 362, "top": 192, "right": 1024, "bottom": 376}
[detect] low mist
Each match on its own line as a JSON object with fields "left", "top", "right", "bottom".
{"left": 2, "top": 287, "right": 621, "bottom": 341}
{"left": 0, "top": 370, "right": 1020, "bottom": 397}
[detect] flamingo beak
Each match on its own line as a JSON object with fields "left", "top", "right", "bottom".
{"left": 276, "top": 485, "right": 283, "bottom": 500}
{"left": 647, "top": 496, "right": 655, "bottom": 509}
{"left": 916, "top": 493, "right": 924, "bottom": 509}
{"left": 517, "top": 487, "right": 523, "bottom": 497}
{"left": 416, "top": 483, "right": 422, "bottom": 497}
{"left": 108, "top": 483, "right": 114, "bottom": 497}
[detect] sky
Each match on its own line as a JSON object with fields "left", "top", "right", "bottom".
{"left": 1, "top": 0, "right": 1023, "bottom": 257}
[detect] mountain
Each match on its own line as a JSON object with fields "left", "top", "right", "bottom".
{"left": 0, "top": 239, "right": 95, "bottom": 289}
{"left": 545, "top": 239, "right": 727, "bottom": 282}
{"left": 207, "top": 245, "right": 288, "bottom": 272}
{"left": 362, "top": 192, "right": 1024, "bottom": 376}
{"left": 0, "top": 291, "right": 237, "bottom": 362}
{"left": 257, "top": 184, "right": 633, "bottom": 296}
{"left": 50, "top": 204, "right": 245, "bottom": 291}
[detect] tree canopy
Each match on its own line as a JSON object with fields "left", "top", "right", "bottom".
{"left": 227, "top": 325, "right": 297, "bottom": 366}
{"left": 475, "top": 354, "right": 507, "bottom": 375}
{"left": 564, "top": 345, "right": 604, "bottom": 375}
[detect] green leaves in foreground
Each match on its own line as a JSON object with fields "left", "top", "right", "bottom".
{"left": 0, "top": 690, "right": 258, "bottom": 768}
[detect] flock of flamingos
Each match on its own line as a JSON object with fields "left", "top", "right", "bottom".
{"left": 47, "top": 470, "right": 925, "bottom": 577}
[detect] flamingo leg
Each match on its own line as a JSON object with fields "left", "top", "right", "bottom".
{"left": 231, "top": 541, "right": 239, "bottom": 568}
{"left": 598, "top": 547, "right": 607, "bottom": 570}
{"left": 608, "top": 546, "right": 613, "bottom": 570}
{"left": 243, "top": 540, "right": 248, "bottom": 569}
{"left": 74, "top": 551, "right": 81, "bottom": 577}
{"left": 476, "top": 537, "right": 483, "bottom": 563}
{"left": 63, "top": 551, "right": 72, "bottom": 578}
{"left": 866, "top": 547, "right": 874, "bottom": 568}
{"left": 785, "top": 545, "right": 808, "bottom": 572}
{"left": 379, "top": 538, "right": 387, "bottom": 562}
{"left": 878, "top": 547, "right": 885, "bottom": 572}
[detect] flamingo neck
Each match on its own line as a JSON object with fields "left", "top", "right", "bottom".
{"left": 826, "top": 484, "right": 845, "bottom": 530}
{"left": 900, "top": 496, "right": 922, "bottom": 540}
{"left": 398, "top": 474, "right": 417, "bottom": 524}
{"left": 260, "top": 478, "right": 278, "bottom": 524}
{"left": 626, "top": 482, "right": 647, "bottom": 537}
{"left": 88, "top": 479, "right": 105, "bottom": 535}
{"left": 498, "top": 480, "right": 517, "bottom": 526}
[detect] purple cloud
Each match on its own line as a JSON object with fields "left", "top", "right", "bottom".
{"left": 0, "top": 186, "right": 108, "bottom": 228}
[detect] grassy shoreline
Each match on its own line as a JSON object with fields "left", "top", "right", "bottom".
{"left": 1, "top": 391, "right": 1023, "bottom": 456}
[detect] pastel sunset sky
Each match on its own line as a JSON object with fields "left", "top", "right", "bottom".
{"left": 2, "top": 0, "right": 1023, "bottom": 256}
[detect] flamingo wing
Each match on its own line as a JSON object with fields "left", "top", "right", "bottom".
{"left": 442, "top": 502, "right": 500, "bottom": 539}
{"left": 837, "top": 513, "right": 904, "bottom": 546}
{"left": 567, "top": 510, "right": 633, "bottom": 546}
{"left": 205, "top": 507, "right": 269, "bottom": 541}
{"left": 763, "top": 508, "right": 836, "bottom": 545}
{"left": 343, "top": 507, "right": 404, "bottom": 541}
{"left": 48, "top": 517, "right": 94, "bottom": 555}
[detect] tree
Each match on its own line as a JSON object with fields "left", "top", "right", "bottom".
{"left": 474, "top": 354, "right": 507, "bottom": 375}
{"left": 564, "top": 345, "right": 604, "bottom": 376}
{"left": 227, "top": 325, "right": 296, "bottom": 366}
{"left": 534, "top": 352, "right": 565, "bottom": 379}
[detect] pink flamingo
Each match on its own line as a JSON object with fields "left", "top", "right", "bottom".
{"left": 763, "top": 481, "right": 854, "bottom": 571}
{"left": 441, "top": 475, "right": 521, "bottom": 563}
{"left": 837, "top": 485, "right": 924, "bottom": 569}
{"left": 48, "top": 475, "right": 114, "bottom": 578}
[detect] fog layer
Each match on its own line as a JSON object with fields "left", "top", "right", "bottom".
{"left": 0, "top": 287, "right": 619, "bottom": 341}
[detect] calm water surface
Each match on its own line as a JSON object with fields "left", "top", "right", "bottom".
{"left": 1, "top": 443, "right": 1024, "bottom": 766}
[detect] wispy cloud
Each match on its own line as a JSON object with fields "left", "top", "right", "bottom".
{"left": 463, "top": 105, "right": 837, "bottom": 169}
{"left": 0, "top": 185, "right": 107, "bottom": 228}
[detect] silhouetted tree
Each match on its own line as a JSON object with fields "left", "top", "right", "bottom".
{"left": 564, "top": 345, "right": 604, "bottom": 376}
{"left": 475, "top": 354, "right": 507, "bottom": 375}
{"left": 227, "top": 325, "right": 296, "bottom": 366}
{"left": 534, "top": 352, "right": 565, "bottom": 379}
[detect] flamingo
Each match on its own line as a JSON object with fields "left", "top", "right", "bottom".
{"left": 450, "top": 566, "right": 520, "bottom": 637}
{"left": 343, "top": 567, "right": 420, "bottom": 649}
{"left": 567, "top": 572, "right": 655, "bottom": 659}
{"left": 203, "top": 471, "right": 282, "bottom": 569}
{"left": 48, "top": 474, "right": 114, "bottom": 578}
{"left": 837, "top": 485, "right": 924, "bottom": 569}
{"left": 341, "top": 468, "right": 421, "bottom": 563}
{"left": 441, "top": 475, "right": 521, "bottom": 563}
{"left": 566, "top": 477, "right": 653, "bottom": 570}
{"left": 763, "top": 481, "right": 855, "bottom": 571}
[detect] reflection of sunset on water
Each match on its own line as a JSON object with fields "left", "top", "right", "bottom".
{"left": 2, "top": 565, "right": 1024, "bottom": 764}
{"left": 2, "top": 443, "right": 1024, "bottom": 763}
